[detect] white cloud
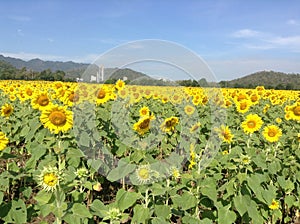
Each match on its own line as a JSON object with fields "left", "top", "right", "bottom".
{"left": 231, "top": 29, "right": 262, "bottom": 38}
{"left": 270, "top": 35, "right": 300, "bottom": 46}
{"left": 287, "top": 19, "right": 299, "bottom": 25}
{"left": 231, "top": 28, "right": 300, "bottom": 52}
{"left": 1, "top": 52, "right": 63, "bottom": 61}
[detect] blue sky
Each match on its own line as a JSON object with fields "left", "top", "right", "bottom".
{"left": 1, "top": 0, "right": 300, "bottom": 81}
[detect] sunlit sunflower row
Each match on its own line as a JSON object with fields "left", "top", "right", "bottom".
{"left": 0, "top": 79, "right": 299, "bottom": 150}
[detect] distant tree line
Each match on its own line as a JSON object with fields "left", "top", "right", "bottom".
{"left": 0, "top": 61, "right": 71, "bottom": 81}
{"left": 219, "top": 71, "right": 300, "bottom": 90}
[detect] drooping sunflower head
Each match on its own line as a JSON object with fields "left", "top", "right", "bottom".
{"left": 0, "top": 132, "right": 9, "bottom": 151}
{"left": 40, "top": 105, "right": 73, "bottom": 134}
{"left": 160, "top": 116, "right": 179, "bottom": 133}
{"left": 241, "top": 114, "right": 264, "bottom": 134}
{"left": 37, "top": 166, "right": 61, "bottom": 192}
{"left": 263, "top": 125, "right": 282, "bottom": 143}
{"left": 133, "top": 115, "right": 155, "bottom": 136}
{"left": 215, "top": 125, "right": 234, "bottom": 143}
{"left": 1, "top": 103, "right": 13, "bottom": 117}
{"left": 189, "top": 122, "right": 201, "bottom": 134}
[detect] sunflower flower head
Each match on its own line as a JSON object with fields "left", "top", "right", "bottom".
{"left": 134, "top": 164, "right": 158, "bottom": 185}
{"left": 241, "top": 114, "right": 264, "bottom": 134}
{"left": 269, "top": 199, "right": 280, "bottom": 210}
{"left": 160, "top": 116, "right": 179, "bottom": 133}
{"left": 1, "top": 103, "right": 13, "bottom": 118}
{"left": 0, "top": 132, "right": 9, "bottom": 151}
{"left": 40, "top": 104, "right": 73, "bottom": 134}
{"left": 133, "top": 115, "right": 155, "bottom": 136}
{"left": 115, "top": 79, "right": 125, "bottom": 91}
{"left": 139, "top": 106, "right": 150, "bottom": 117}
{"left": 184, "top": 105, "right": 195, "bottom": 115}
{"left": 215, "top": 125, "right": 234, "bottom": 143}
{"left": 263, "top": 125, "right": 282, "bottom": 143}
{"left": 240, "top": 154, "right": 251, "bottom": 165}
{"left": 37, "top": 166, "right": 62, "bottom": 192}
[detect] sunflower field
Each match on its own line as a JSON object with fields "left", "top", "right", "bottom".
{"left": 0, "top": 79, "right": 299, "bottom": 224}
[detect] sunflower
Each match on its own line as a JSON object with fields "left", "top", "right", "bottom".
{"left": 160, "top": 116, "right": 179, "bottom": 132}
{"left": 31, "top": 92, "right": 52, "bottom": 110}
{"left": 215, "top": 125, "right": 234, "bottom": 143}
{"left": 236, "top": 100, "right": 251, "bottom": 114}
{"left": 1, "top": 103, "right": 13, "bottom": 117}
{"left": 263, "top": 125, "right": 282, "bottom": 143}
{"left": 115, "top": 79, "right": 125, "bottom": 91}
{"left": 135, "top": 165, "right": 153, "bottom": 185}
{"left": 95, "top": 85, "right": 115, "bottom": 105}
{"left": 170, "top": 166, "right": 181, "bottom": 179}
{"left": 241, "top": 114, "right": 264, "bottom": 134}
{"left": 0, "top": 132, "right": 9, "bottom": 151}
{"left": 269, "top": 199, "right": 280, "bottom": 210}
{"left": 285, "top": 103, "right": 300, "bottom": 121}
{"left": 189, "top": 122, "right": 201, "bottom": 133}
{"left": 139, "top": 106, "right": 150, "bottom": 117}
{"left": 184, "top": 105, "right": 195, "bottom": 115}
{"left": 240, "top": 154, "right": 251, "bottom": 165}
{"left": 133, "top": 115, "right": 155, "bottom": 136}
{"left": 37, "top": 166, "right": 61, "bottom": 192}
{"left": 40, "top": 105, "right": 73, "bottom": 134}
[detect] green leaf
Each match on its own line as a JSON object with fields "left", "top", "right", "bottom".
{"left": 171, "top": 191, "right": 197, "bottom": 210}
{"left": 285, "top": 195, "right": 296, "bottom": 208}
{"left": 35, "top": 191, "right": 53, "bottom": 205}
{"left": 2, "top": 199, "right": 27, "bottom": 224}
{"left": 247, "top": 200, "right": 264, "bottom": 223}
{"left": 233, "top": 194, "right": 250, "bottom": 217}
{"left": 72, "top": 203, "right": 92, "bottom": 218}
{"left": 116, "top": 188, "right": 140, "bottom": 211}
{"left": 202, "top": 185, "right": 217, "bottom": 203}
{"left": 218, "top": 205, "right": 236, "bottom": 224}
{"left": 132, "top": 205, "right": 150, "bottom": 223}
{"left": 154, "top": 204, "right": 171, "bottom": 219}
{"left": 107, "top": 159, "right": 136, "bottom": 182}
{"left": 151, "top": 217, "right": 170, "bottom": 224}
{"left": 0, "top": 191, "right": 3, "bottom": 204}
{"left": 90, "top": 199, "right": 108, "bottom": 217}
{"left": 182, "top": 214, "right": 200, "bottom": 224}
{"left": 79, "top": 131, "right": 91, "bottom": 147}
{"left": 151, "top": 182, "right": 167, "bottom": 196}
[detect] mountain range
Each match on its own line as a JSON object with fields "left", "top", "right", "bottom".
{"left": 0, "top": 54, "right": 299, "bottom": 89}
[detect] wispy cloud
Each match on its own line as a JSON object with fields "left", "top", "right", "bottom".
{"left": 287, "top": 19, "right": 299, "bottom": 25}
{"left": 231, "top": 29, "right": 262, "bottom": 38}
{"left": 231, "top": 28, "right": 300, "bottom": 52}
{"left": 1, "top": 52, "right": 66, "bottom": 61}
{"left": 17, "top": 29, "right": 24, "bottom": 36}
{"left": 8, "top": 15, "right": 31, "bottom": 22}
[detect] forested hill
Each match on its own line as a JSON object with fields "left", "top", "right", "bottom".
{"left": 0, "top": 55, "right": 88, "bottom": 72}
{"left": 219, "top": 71, "right": 300, "bottom": 90}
